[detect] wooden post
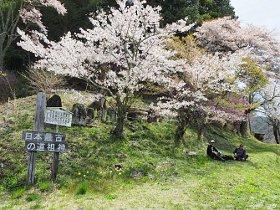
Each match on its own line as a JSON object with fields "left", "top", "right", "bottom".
{"left": 27, "top": 92, "right": 46, "bottom": 185}
{"left": 51, "top": 152, "right": 59, "bottom": 181}
{"left": 51, "top": 125, "right": 59, "bottom": 181}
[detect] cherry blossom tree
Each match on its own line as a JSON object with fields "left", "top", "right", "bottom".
{"left": 153, "top": 50, "right": 250, "bottom": 145}
{"left": 194, "top": 17, "right": 280, "bottom": 135}
{"left": 18, "top": 0, "right": 192, "bottom": 138}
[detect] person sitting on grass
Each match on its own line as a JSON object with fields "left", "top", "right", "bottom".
{"left": 207, "top": 140, "right": 234, "bottom": 161}
{"left": 234, "top": 144, "right": 248, "bottom": 161}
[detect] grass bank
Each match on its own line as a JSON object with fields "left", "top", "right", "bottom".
{"left": 0, "top": 94, "right": 279, "bottom": 209}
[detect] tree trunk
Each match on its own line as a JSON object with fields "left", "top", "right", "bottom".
{"left": 247, "top": 93, "right": 255, "bottom": 134}
{"left": 277, "top": 126, "right": 280, "bottom": 145}
{"left": 175, "top": 113, "right": 188, "bottom": 147}
{"left": 273, "top": 124, "right": 280, "bottom": 144}
{"left": 197, "top": 126, "right": 204, "bottom": 140}
{"left": 112, "top": 102, "right": 127, "bottom": 139}
{"left": 175, "top": 123, "right": 185, "bottom": 146}
{"left": 240, "top": 120, "right": 248, "bottom": 137}
{"left": 247, "top": 113, "right": 252, "bottom": 134}
{"left": 0, "top": 55, "right": 4, "bottom": 72}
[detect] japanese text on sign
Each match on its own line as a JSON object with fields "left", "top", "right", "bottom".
{"left": 45, "top": 107, "right": 72, "bottom": 127}
{"left": 25, "top": 141, "right": 68, "bottom": 153}
{"left": 22, "top": 131, "right": 66, "bottom": 142}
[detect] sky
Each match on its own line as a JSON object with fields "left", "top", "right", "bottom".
{"left": 231, "top": 0, "right": 280, "bottom": 39}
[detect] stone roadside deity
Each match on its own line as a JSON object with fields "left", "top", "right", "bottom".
{"left": 71, "top": 103, "right": 87, "bottom": 126}
{"left": 87, "top": 96, "right": 107, "bottom": 122}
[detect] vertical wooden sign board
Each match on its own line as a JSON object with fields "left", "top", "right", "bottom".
{"left": 27, "top": 92, "right": 46, "bottom": 185}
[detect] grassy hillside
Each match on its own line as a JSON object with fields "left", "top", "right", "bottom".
{"left": 0, "top": 93, "right": 279, "bottom": 209}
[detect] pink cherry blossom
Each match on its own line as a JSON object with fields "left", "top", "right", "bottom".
{"left": 195, "top": 17, "right": 280, "bottom": 74}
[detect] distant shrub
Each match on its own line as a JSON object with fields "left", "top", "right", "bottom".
{"left": 23, "top": 68, "right": 66, "bottom": 94}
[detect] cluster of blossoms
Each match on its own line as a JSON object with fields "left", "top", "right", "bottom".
{"left": 195, "top": 17, "right": 280, "bottom": 74}
{"left": 153, "top": 49, "right": 250, "bottom": 124}
{"left": 186, "top": 16, "right": 280, "bottom": 127}
{"left": 151, "top": 84, "right": 207, "bottom": 118}
{"left": 19, "top": 0, "right": 66, "bottom": 32}
{"left": 184, "top": 50, "right": 251, "bottom": 92}
{"left": 205, "top": 95, "right": 249, "bottom": 124}
{"left": 18, "top": 0, "right": 192, "bottom": 101}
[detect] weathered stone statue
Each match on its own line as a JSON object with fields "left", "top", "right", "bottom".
{"left": 88, "top": 97, "right": 107, "bottom": 121}
{"left": 71, "top": 103, "right": 87, "bottom": 126}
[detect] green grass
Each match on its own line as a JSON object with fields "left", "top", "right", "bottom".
{"left": 0, "top": 94, "right": 279, "bottom": 209}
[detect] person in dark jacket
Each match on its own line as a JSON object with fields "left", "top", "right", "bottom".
{"left": 234, "top": 144, "right": 248, "bottom": 161}
{"left": 207, "top": 140, "right": 221, "bottom": 160}
{"left": 207, "top": 140, "right": 234, "bottom": 161}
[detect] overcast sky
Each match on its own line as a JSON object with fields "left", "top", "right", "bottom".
{"left": 231, "top": 0, "right": 280, "bottom": 39}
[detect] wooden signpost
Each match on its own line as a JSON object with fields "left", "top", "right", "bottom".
{"left": 24, "top": 92, "right": 72, "bottom": 185}
{"left": 27, "top": 92, "right": 46, "bottom": 185}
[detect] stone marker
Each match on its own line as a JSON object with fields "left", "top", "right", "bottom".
{"left": 88, "top": 97, "right": 107, "bottom": 121}
{"left": 47, "top": 94, "right": 62, "bottom": 107}
{"left": 71, "top": 103, "right": 87, "bottom": 126}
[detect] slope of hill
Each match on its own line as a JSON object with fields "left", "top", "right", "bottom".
{"left": 0, "top": 93, "right": 279, "bottom": 209}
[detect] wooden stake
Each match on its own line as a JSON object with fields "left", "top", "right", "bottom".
{"left": 27, "top": 152, "right": 36, "bottom": 185}
{"left": 27, "top": 92, "right": 46, "bottom": 185}
{"left": 51, "top": 125, "right": 59, "bottom": 181}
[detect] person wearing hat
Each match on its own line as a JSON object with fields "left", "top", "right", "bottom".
{"left": 207, "top": 140, "right": 234, "bottom": 161}
{"left": 233, "top": 144, "right": 248, "bottom": 161}
{"left": 207, "top": 140, "right": 223, "bottom": 160}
